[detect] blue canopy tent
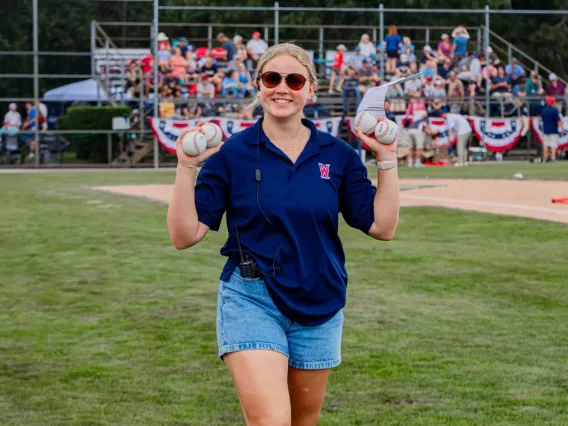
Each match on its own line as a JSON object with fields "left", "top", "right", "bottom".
{"left": 43, "top": 79, "right": 111, "bottom": 129}
{"left": 43, "top": 79, "right": 109, "bottom": 102}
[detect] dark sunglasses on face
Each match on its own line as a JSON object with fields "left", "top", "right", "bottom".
{"left": 258, "top": 71, "right": 307, "bottom": 91}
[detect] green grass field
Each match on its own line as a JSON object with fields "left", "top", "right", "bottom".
{"left": 1, "top": 168, "right": 568, "bottom": 425}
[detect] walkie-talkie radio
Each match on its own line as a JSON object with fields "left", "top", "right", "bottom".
{"left": 235, "top": 226, "right": 257, "bottom": 279}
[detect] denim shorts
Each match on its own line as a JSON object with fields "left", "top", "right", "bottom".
{"left": 216, "top": 267, "right": 344, "bottom": 370}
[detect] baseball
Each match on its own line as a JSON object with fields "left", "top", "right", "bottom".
{"left": 355, "top": 111, "right": 378, "bottom": 135}
{"left": 374, "top": 119, "right": 398, "bottom": 145}
{"left": 182, "top": 131, "right": 207, "bottom": 157}
{"left": 202, "top": 123, "right": 223, "bottom": 148}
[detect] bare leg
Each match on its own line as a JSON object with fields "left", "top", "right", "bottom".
{"left": 288, "top": 367, "right": 330, "bottom": 426}
{"left": 224, "top": 350, "right": 291, "bottom": 426}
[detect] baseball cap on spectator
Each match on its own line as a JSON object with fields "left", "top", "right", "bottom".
{"left": 549, "top": 73, "right": 557, "bottom": 81}
{"left": 486, "top": 46, "right": 493, "bottom": 53}
{"left": 252, "top": 31, "right": 261, "bottom": 38}
{"left": 178, "top": 37, "right": 188, "bottom": 43}
{"left": 546, "top": 96, "right": 555, "bottom": 105}
{"left": 441, "top": 34, "right": 449, "bottom": 40}
{"left": 354, "top": 46, "right": 361, "bottom": 51}
{"left": 158, "top": 32, "right": 169, "bottom": 41}
{"left": 336, "top": 44, "right": 347, "bottom": 51}
{"left": 424, "top": 45, "right": 432, "bottom": 51}
{"left": 9, "top": 103, "right": 16, "bottom": 110}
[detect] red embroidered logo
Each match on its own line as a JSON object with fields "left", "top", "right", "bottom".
{"left": 319, "top": 163, "right": 330, "bottom": 179}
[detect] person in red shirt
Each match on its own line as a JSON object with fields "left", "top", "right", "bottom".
{"left": 328, "top": 44, "right": 347, "bottom": 93}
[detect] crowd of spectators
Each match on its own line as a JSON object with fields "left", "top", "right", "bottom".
{"left": 328, "top": 25, "right": 567, "bottom": 118}
{"left": 124, "top": 31, "right": 268, "bottom": 120}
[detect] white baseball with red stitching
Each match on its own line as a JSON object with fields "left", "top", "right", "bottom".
{"left": 374, "top": 119, "right": 398, "bottom": 145}
{"left": 355, "top": 111, "right": 377, "bottom": 135}
{"left": 182, "top": 131, "right": 207, "bottom": 156}
{"left": 202, "top": 123, "right": 223, "bottom": 148}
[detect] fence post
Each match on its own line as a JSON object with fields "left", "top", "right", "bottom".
{"left": 91, "top": 21, "right": 96, "bottom": 76}
{"left": 484, "top": 5, "right": 490, "bottom": 150}
{"left": 153, "top": 0, "right": 159, "bottom": 169}
{"left": 264, "top": 26, "right": 269, "bottom": 44}
{"left": 425, "top": 27, "right": 430, "bottom": 47}
{"left": 33, "top": 0, "right": 40, "bottom": 168}
{"left": 274, "top": 2, "right": 279, "bottom": 45}
{"left": 207, "top": 25, "right": 212, "bottom": 51}
{"left": 379, "top": 3, "right": 384, "bottom": 79}
{"left": 107, "top": 133, "right": 112, "bottom": 166}
{"left": 507, "top": 45, "right": 512, "bottom": 66}
{"left": 319, "top": 27, "right": 324, "bottom": 79}
{"left": 477, "top": 27, "right": 481, "bottom": 53}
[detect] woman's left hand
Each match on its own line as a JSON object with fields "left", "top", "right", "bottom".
{"left": 355, "top": 116, "right": 398, "bottom": 162}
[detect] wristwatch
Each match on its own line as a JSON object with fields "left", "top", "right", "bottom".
{"left": 377, "top": 160, "right": 398, "bottom": 171}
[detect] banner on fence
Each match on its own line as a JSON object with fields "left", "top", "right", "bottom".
{"left": 149, "top": 115, "right": 557, "bottom": 154}
{"left": 148, "top": 117, "right": 343, "bottom": 153}
{"left": 530, "top": 117, "right": 568, "bottom": 151}
{"left": 468, "top": 117, "right": 523, "bottom": 152}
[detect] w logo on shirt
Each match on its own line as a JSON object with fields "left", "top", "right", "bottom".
{"left": 318, "top": 163, "right": 331, "bottom": 179}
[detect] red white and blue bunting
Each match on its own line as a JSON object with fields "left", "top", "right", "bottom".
{"left": 149, "top": 115, "right": 562, "bottom": 155}
{"left": 530, "top": 117, "right": 568, "bottom": 151}
{"left": 148, "top": 117, "right": 343, "bottom": 153}
{"left": 468, "top": 117, "right": 523, "bottom": 152}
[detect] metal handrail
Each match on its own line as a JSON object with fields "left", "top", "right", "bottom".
{"left": 483, "top": 26, "right": 568, "bottom": 88}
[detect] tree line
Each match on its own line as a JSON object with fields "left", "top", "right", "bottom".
{"left": 1, "top": 0, "right": 566, "bottom": 98}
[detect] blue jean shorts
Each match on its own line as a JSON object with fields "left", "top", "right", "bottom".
{"left": 216, "top": 267, "right": 344, "bottom": 370}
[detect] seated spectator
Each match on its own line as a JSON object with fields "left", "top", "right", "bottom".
{"left": 406, "top": 92, "right": 428, "bottom": 118}
{"left": 505, "top": 57, "right": 526, "bottom": 88}
{"left": 423, "top": 77, "right": 436, "bottom": 98}
{"left": 437, "top": 34, "right": 453, "bottom": 61}
{"left": 357, "top": 61, "right": 374, "bottom": 94}
{"left": 420, "top": 60, "right": 437, "bottom": 80}
{"left": 419, "top": 45, "right": 436, "bottom": 64}
{"left": 3, "top": 103, "right": 22, "bottom": 130}
{"left": 400, "top": 37, "right": 415, "bottom": 59}
{"left": 157, "top": 33, "right": 172, "bottom": 71}
{"left": 233, "top": 35, "right": 248, "bottom": 61}
{"left": 169, "top": 47, "right": 188, "bottom": 82}
{"left": 222, "top": 70, "right": 241, "bottom": 97}
{"left": 246, "top": 31, "right": 268, "bottom": 70}
{"left": 217, "top": 33, "right": 237, "bottom": 61}
{"left": 182, "top": 103, "right": 202, "bottom": 119}
{"left": 437, "top": 57, "right": 453, "bottom": 81}
{"left": 404, "top": 74, "right": 423, "bottom": 97}
{"left": 176, "top": 37, "right": 191, "bottom": 57}
{"left": 491, "top": 66, "right": 511, "bottom": 96}
{"left": 358, "top": 33, "right": 376, "bottom": 61}
{"left": 196, "top": 74, "right": 215, "bottom": 99}
{"left": 525, "top": 71, "right": 544, "bottom": 114}
{"left": 210, "top": 46, "right": 227, "bottom": 61}
{"left": 545, "top": 73, "right": 566, "bottom": 99}
{"left": 348, "top": 46, "right": 366, "bottom": 72}
{"left": 429, "top": 79, "right": 447, "bottom": 116}
{"left": 237, "top": 63, "right": 255, "bottom": 97}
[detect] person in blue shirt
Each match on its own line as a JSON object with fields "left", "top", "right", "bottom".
{"left": 383, "top": 25, "right": 402, "bottom": 75}
{"left": 167, "top": 42, "right": 400, "bottom": 425}
{"left": 451, "top": 26, "right": 469, "bottom": 64}
{"left": 540, "top": 96, "right": 563, "bottom": 162}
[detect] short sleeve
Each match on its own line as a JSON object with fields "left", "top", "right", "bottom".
{"left": 339, "top": 148, "right": 376, "bottom": 234}
{"left": 194, "top": 149, "right": 230, "bottom": 231}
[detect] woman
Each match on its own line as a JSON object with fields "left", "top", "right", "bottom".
{"left": 221, "top": 70, "right": 241, "bottom": 97}
{"left": 437, "top": 33, "right": 453, "bottom": 61}
{"left": 167, "top": 43, "right": 400, "bottom": 426}
{"left": 169, "top": 47, "right": 188, "bottom": 83}
{"left": 358, "top": 33, "right": 376, "bottom": 61}
{"left": 383, "top": 25, "right": 402, "bottom": 74}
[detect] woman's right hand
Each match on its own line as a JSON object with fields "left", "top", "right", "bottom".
{"left": 175, "top": 121, "right": 224, "bottom": 166}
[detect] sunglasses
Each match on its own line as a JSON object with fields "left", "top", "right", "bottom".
{"left": 258, "top": 71, "right": 307, "bottom": 91}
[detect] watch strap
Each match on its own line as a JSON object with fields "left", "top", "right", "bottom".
{"left": 377, "top": 160, "right": 398, "bottom": 170}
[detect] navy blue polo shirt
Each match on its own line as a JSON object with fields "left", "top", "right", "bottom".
{"left": 194, "top": 118, "right": 376, "bottom": 326}
{"left": 541, "top": 105, "right": 561, "bottom": 135}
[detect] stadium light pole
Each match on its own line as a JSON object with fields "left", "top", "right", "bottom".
{"left": 33, "top": 0, "right": 40, "bottom": 168}
{"left": 153, "top": 0, "right": 159, "bottom": 169}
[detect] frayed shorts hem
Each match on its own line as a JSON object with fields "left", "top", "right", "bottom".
{"left": 219, "top": 342, "right": 342, "bottom": 370}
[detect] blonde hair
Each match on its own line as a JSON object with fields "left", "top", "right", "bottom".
{"left": 249, "top": 43, "right": 319, "bottom": 112}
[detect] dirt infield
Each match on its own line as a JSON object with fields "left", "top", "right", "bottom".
{"left": 93, "top": 178, "right": 568, "bottom": 224}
